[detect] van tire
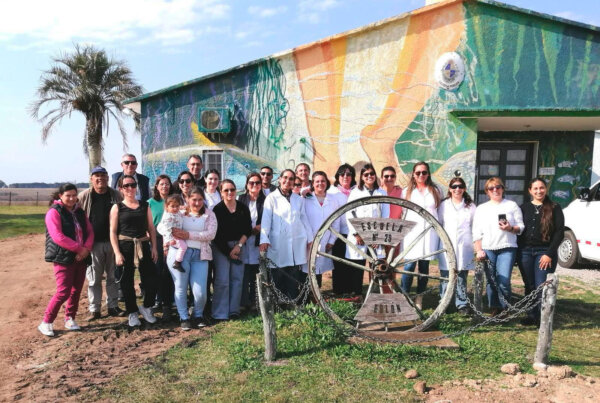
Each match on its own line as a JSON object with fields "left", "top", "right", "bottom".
{"left": 558, "top": 230, "right": 579, "bottom": 269}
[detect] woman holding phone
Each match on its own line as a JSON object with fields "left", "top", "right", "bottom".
{"left": 472, "top": 177, "right": 524, "bottom": 315}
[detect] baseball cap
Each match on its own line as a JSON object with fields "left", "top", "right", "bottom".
{"left": 91, "top": 166, "right": 108, "bottom": 175}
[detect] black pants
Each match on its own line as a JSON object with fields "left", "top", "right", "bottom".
{"left": 271, "top": 265, "right": 302, "bottom": 300}
{"left": 241, "top": 263, "right": 259, "bottom": 308}
{"left": 332, "top": 236, "right": 364, "bottom": 295}
{"left": 155, "top": 235, "right": 174, "bottom": 306}
{"left": 119, "top": 240, "right": 158, "bottom": 314}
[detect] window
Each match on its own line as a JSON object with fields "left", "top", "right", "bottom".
{"left": 202, "top": 150, "right": 223, "bottom": 177}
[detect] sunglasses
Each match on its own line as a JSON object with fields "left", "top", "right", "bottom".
{"left": 383, "top": 174, "right": 396, "bottom": 179}
{"left": 122, "top": 183, "right": 137, "bottom": 189}
{"left": 122, "top": 161, "right": 137, "bottom": 165}
{"left": 248, "top": 181, "right": 261, "bottom": 186}
{"left": 363, "top": 172, "right": 376, "bottom": 177}
{"left": 450, "top": 184, "right": 465, "bottom": 189}
{"left": 260, "top": 172, "right": 273, "bottom": 176}
{"left": 179, "top": 178, "right": 193, "bottom": 184}
{"left": 222, "top": 188, "right": 236, "bottom": 193}
{"left": 487, "top": 185, "right": 503, "bottom": 191}
{"left": 414, "top": 171, "right": 428, "bottom": 176}
{"left": 294, "top": 183, "right": 302, "bottom": 187}
{"left": 340, "top": 172, "right": 353, "bottom": 177}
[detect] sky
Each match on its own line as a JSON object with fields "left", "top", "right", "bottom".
{"left": 0, "top": 0, "right": 599, "bottom": 185}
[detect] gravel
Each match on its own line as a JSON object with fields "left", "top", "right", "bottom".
{"left": 556, "top": 263, "right": 600, "bottom": 289}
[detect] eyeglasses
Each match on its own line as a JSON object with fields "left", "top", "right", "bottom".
{"left": 450, "top": 184, "right": 465, "bottom": 189}
{"left": 222, "top": 188, "right": 236, "bottom": 193}
{"left": 179, "top": 179, "right": 193, "bottom": 184}
{"left": 122, "top": 161, "right": 137, "bottom": 166}
{"left": 248, "top": 181, "right": 261, "bottom": 186}
{"left": 340, "top": 172, "right": 353, "bottom": 177}
{"left": 260, "top": 172, "right": 273, "bottom": 176}
{"left": 122, "top": 183, "right": 137, "bottom": 189}
{"left": 383, "top": 174, "right": 396, "bottom": 179}
{"left": 487, "top": 185, "right": 503, "bottom": 191}
{"left": 414, "top": 171, "right": 428, "bottom": 176}
{"left": 363, "top": 172, "right": 376, "bottom": 177}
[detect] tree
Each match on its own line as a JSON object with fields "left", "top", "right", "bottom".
{"left": 31, "top": 44, "right": 143, "bottom": 170}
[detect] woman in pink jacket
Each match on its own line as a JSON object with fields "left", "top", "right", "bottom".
{"left": 38, "top": 183, "right": 94, "bottom": 337}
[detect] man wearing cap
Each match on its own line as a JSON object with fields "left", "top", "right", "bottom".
{"left": 110, "top": 153, "right": 150, "bottom": 201}
{"left": 187, "top": 154, "right": 206, "bottom": 188}
{"left": 79, "top": 166, "right": 125, "bottom": 319}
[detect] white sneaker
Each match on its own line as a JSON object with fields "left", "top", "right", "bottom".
{"left": 64, "top": 317, "right": 81, "bottom": 331}
{"left": 128, "top": 313, "right": 141, "bottom": 327}
{"left": 138, "top": 305, "right": 157, "bottom": 324}
{"left": 38, "top": 321, "right": 54, "bottom": 337}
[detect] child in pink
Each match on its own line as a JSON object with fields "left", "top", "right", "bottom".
{"left": 39, "top": 184, "right": 94, "bottom": 337}
{"left": 157, "top": 195, "right": 187, "bottom": 272}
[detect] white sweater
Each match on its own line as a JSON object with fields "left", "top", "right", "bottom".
{"left": 472, "top": 199, "right": 524, "bottom": 250}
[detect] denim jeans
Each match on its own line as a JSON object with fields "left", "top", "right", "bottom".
{"left": 518, "top": 247, "right": 556, "bottom": 319}
{"left": 400, "top": 260, "right": 430, "bottom": 294}
{"left": 439, "top": 270, "right": 469, "bottom": 309}
{"left": 484, "top": 247, "right": 516, "bottom": 309}
{"left": 167, "top": 247, "right": 208, "bottom": 321}
{"left": 212, "top": 243, "right": 245, "bottom": 319}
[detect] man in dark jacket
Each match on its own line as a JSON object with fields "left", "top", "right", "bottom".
{"left": 111, "top": 153, "right": 150, "bottom": 201}
{"left": 80, "top": 166, "right": 125, "bottom": 319}
{"left": 187, "top": 154, "right": 206, "bottom": 188}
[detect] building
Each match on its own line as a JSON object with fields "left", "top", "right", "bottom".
{"left": 125, "top": 0, "right": 600, "bottom": 206}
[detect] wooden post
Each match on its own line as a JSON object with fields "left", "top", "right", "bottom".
{"left": 257, "top": 257, "right": 277, "bottom": 362}
{"left": 473, "top": 260, "right": 484, "bottom": 314}
{"left": 534, "top": 273, "right": 559, "bottom": 367}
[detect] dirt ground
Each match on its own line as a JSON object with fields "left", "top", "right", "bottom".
{"left": 0, "top": 234, "right": 598, "bottom": 402}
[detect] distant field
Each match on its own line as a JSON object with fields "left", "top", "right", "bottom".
{"left": 0, "top": 188, "right": 55, "bottom": 206}
{"left": 0, "top": 205, "right": 47, "bottom": 239}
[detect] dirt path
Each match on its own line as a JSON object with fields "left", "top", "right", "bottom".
{"left": 0, "top": 234, "right": 597, "bottom": 402}
{"left": 0, "top": 234, "right": 205, "bottom": 401}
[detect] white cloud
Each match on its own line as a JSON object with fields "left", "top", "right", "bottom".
{"left": 297, "top": 0, "right": 341, "bottom": 24}
{"left": 0, "top": 0, "right": 231, "bottom": 49}
{"left": 248, "top": 5, "right": 287, "bottom": 18}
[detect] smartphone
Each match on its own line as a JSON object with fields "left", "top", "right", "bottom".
{"left": 498, "top": 214, "right": 507, "bottom": 224}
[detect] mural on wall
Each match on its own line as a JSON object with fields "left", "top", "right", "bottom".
{"left": 140, "top": 0, "right": 600, "bottom": 199}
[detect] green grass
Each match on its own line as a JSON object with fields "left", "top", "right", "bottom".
{"left": 96, "top": 277, "right": 600, "bottom": 402}
{"left": 0, "top": 205, "right": 47, "bottom": 239}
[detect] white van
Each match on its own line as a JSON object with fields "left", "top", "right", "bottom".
{"left": 557, "top": 180, "right": 600, "bottom": 268}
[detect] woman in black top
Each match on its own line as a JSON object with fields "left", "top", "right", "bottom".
{"left": 109, "top": 175, "right": 159, "bottom": 328}
{"left": 517, "top": 177, "right": 564, "bottom": 325}
{"left": 211, "top": 179, "right": 252, "bottom": 320}
{"left": 237, "top": 172, "right": 265, "bottom": 311}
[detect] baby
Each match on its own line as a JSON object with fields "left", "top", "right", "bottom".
{"left": 157, "top": 195, "right": 187, "bottom": 272}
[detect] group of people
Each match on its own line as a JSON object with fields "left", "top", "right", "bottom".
{"left": 39, "top": 154, "right": 563, "bottom": 336}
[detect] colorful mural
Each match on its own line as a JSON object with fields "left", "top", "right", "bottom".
{"left": 139, "top": 0, "right": 600, "bottom": 201}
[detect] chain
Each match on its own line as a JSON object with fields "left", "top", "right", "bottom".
{"left": 256, "top": 256, "right": 554, "bottom": 344}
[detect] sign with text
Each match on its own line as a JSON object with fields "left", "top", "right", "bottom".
{"left": 354, "top": 294, "right": 420, "bottom": 323}
{"left": 349, "top": 218, "right": 416, "bottom": 246}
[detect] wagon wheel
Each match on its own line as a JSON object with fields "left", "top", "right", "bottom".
{"left": 308, "top": 196, "right": 457, "bottom": 333}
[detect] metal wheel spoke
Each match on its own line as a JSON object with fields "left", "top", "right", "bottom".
{"left": 390, "top": 224, "right": 434, "bottom": 267}
{"left": 391, "top": 248, "right": 446, "bottom": 272}
{"left": 329, "top": 226, "right": 374, "bottom": 263}
{"left": 316, "top": 251, "right": 373, "bottom": 273}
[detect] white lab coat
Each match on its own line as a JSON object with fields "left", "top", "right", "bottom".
{"left": 260, "top": 189, "right": 312, "bottom": 268}
{"left": 303, "top": 194, "right": 340, "bottom": 274}
{"left": 327, "top": 185, "right": 353, "bottom": 235}
{"left": 437, "top": 198, "right": 477, "bottom": 271}
{"left": 345, "top": 187, "right": 389, "bottom": 260}
{"left": 401, "top": 186, "right": 442, "bottom": 260}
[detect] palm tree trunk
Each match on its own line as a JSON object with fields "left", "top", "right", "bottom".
{"left": 86, "top": 116, "right": 103, "bottom": 170}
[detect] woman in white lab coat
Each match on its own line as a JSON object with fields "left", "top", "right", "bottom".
{"left": 260, "top": 169, "right": 312, "bottom": 299}
{"left": 303, "top": 171, "right": 340, "bottom": 287}
{"left": 437, "top": 176, "right": 476, "bottom": 314}
{"left": 399, "top": 161, "right": 442, "bottom": 308}
{"left": 345, "top": 163, "right": 389, "bottom": 295}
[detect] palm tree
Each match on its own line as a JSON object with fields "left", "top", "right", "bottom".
{"left": 31, "top": 44, "right": 143, "bottom": 170}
